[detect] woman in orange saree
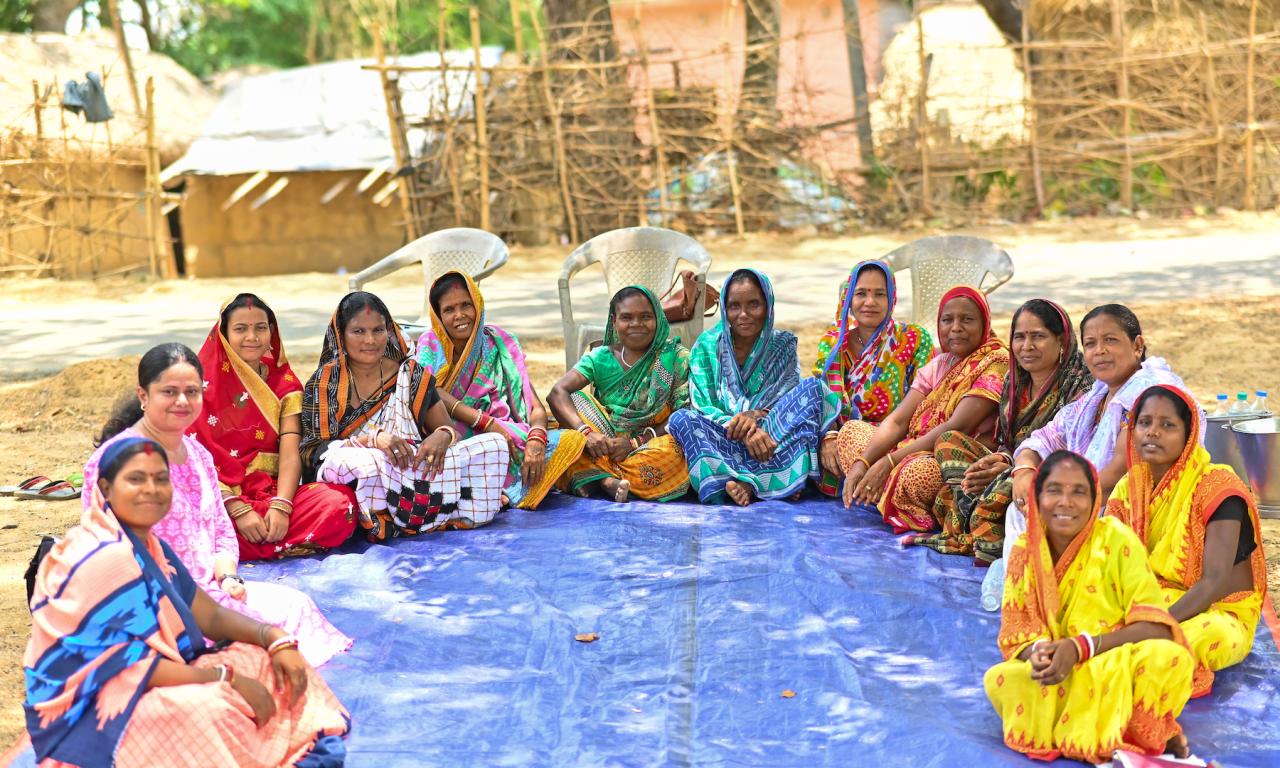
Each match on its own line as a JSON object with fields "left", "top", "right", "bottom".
{"left": 985, "top": 450, "right": 1193, "bottom": 763}
{"left": 195, "top": 294, "right": 356, "bottom": 560}
{"left": 25, "top": 437, "right": 348, "bottom": 767}
{"left": 837, "top": 286, "right": 1009, "bottom": 533}
{"left": 1106, "top": 383, "right": 1269, "bottom": 697}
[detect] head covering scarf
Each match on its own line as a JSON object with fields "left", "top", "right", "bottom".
{"left": 815, "top": 260, "right": 935, "bottom": 424}
{"left": 906, "top": 286, "right": 1009, "bottom": 439}
{"left": 415, "top": 271, "right": 538, "bottom": 447}
{"left": 998, "top": 453, "right": 1183, "bottom": 662}
{"left": 574, "top": 285, "right": 689, "bottom": 435}
{"left": 24, "top": 438, "right": 205, "bottom": 764}
{"left": 194, "top": 296, "right": 304, "bottom": 493}
{"left": 301, "top": 293, "right": 433, "bottom": 466}
{"left": 1107, "top": 384, "right": 1267, "bottom": 602}
{"left": 688, "top": 269, "right": 799, "bottom": 424}
{"left": 996, "top": 300, "right": 1093, "bottom": 453}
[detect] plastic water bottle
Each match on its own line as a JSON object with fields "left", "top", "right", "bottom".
{"left": 1229, "top": 392, "right": 1251, "bottom": 415}
{"left": 1211, "top": 394, "right": 1229, "bottom": 416}
{"left": 1253, "top": 390, "right": 1269, "bottom": 414}
{"left": 980, "top": 558, "right": 1005, "bottom": 612}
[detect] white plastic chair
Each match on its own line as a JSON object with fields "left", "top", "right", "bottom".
{"left": 347, "top": 227, "right": 509, "bottom": 329}
{"left": 558, "top": 227, "right": 713, "bottom": 369}
{"left": 881, "top": 235, "right": 1014, "bottom": 325}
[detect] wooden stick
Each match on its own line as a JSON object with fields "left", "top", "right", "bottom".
{"left": 634, "top": 23, "right": 669, "bottom": 227}
{"left": 1020, "top": 5, "right": 1045, "bottom": 213}
{"left": 1244, "top": 0, "right": 1258, "bottom": 211}
{"left": 915, "top": 11, "right": 931, "bottom": 217}
{"left": 374, "top": 26, "right": 420, "bottom": 240}
{"left": 1198, "top": 12, "right": 1225, "bottom": 209}
{"left": 1111, "top": 0, "right": 1133, "bottom": 211}
{"left": 470, "top": 8, "right": 492, "bottom": 232}
{"left": 508, "top": 0, "right": 525, "bottom": 61}
{"left": 143, "top": 78, "right": 166, "bottom": 277}
{"left": 839, "top": 0, "right": 875, "bottom": 167}
{"left": 105, "top": 0, "right": 142, "bottom": 114}
{"left": 530, "top": 8, "right": 577, "bottom": 242}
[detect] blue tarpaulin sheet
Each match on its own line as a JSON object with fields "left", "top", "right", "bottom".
{"left": 9, "top": 495, "right": 1280, "bottom": 766}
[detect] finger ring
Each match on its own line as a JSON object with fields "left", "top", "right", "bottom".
{"left": 426, "top": 454, "right": 435, "bottom": 461}
{"left": 864, "top": 485, "right": 872, "bottom": 491}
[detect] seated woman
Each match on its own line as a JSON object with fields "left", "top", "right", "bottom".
{"left": 1004, "top": 304, "right": 1196, "bottom": 565}
{"left": 985, "top": 450, "right": 1193, "bottom": 763}
{"left": 836, "top": 286, "right": 1009, "bottom": 534}
{"left": 547, "top": 285, "right": 691, "bottom": 502}
{"left": 813, "top": 260, "right": 935, "bottom": 495}
{"left": 194, "top": 293, "right": 357, "bottom": 561}
{"left": 910, "top": 299, "right": 1092, "bottom": 564}
{"left": 667, "top": 269, "right": 840, "bottom": 505}
{"left": 88, "top": 343, "right": 351, "bottom": 667}
{"left": 1107, "top": 384, "right": 1268, "bottom": 697}
{"left": 415, "top": 272, "right": 585, "bottom": 509}
{"left": 301, "top": 291, "right": 509, "bottom": 542}
{"left": 27, "top": 437, "right": 349, "bottom": 768}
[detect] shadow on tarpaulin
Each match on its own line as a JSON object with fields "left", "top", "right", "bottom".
{"left": 7, "top": 494, "right": 1280, "bottom": 767}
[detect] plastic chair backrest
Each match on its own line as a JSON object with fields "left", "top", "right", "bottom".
{"left": 881, "top": 235, "right": 1014, "bottom": 325}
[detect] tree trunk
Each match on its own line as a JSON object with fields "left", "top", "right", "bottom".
{"left": 736, "top": 0, "right": 782, "bottom": 227}
{"left": 135, "top": 0, "right": 158, "bottom": 51}
{"left": 32, "top": 0, "right": 81, "bottom": 32}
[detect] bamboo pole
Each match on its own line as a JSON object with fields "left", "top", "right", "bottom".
{"left": 1111, "top": 0, "right": 1133, "bottom": 211}
{"left": 1020, "top": 5, "right": 1045, "bottom": 213}
{"left": 31, "top": 81, "right": 44, "bottom": 140}
{"left": 1243, "top": 0, "right": 1258, "bottom": 211}
{"left": 1199, "top": 12, "right": 1225, "bottom": 209}
{"left": 435, "top": 0, "right": 463, "bottom": 226}
{"left": 143, "top": 78, "right": 160, "bottom": 277}
{"left": 633, "top": 23, "right": 669, "bottom": 227}
{"left": 839, "top": 0, "right": 875, "bottom": 168}
{"left": 915, "top": 11, "right": 931, "bottom": 217}
{"left": 105, "top": 0, "right": 142, "bottom": 114}
{"left": 508, "top": 0, "right": 525, "bottom": 61}
{"left": 374, "top": 26, "right": 420, "bottom": 240}
{"left": 530, "top": 6, "right": 578, "bottom": 242}
{"left": 470, "top": 8, "right": 491, "bottom": 232}
{"left": 725, "top": 133, "right": 746, "bottom": 236}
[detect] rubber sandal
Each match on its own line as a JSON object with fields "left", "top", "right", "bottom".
{"left": 1, "top": 476, "right": 50, "bottom": 496}
{"left": 15, "top": 480, "right": 82, "bottom": 501}
{"left": 65, "top": 472, "right": 84, "bottom": 488}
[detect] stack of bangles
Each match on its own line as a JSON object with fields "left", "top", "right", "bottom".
{"left": 822, "top": 430, "right": 839, "bottom": 442}
{"left": 527, "top": 426, "right": 548, "bottom": 448}
{"left": 1072, "top": 633, "right": 1097, "bottom": 664}
{"left": 226, "top": 500, "right": 254, "bottom": 520}
{"left": 575, "top": 423, "right": 594, "bottom": 435}
{"left": 470, "top": 408, "right": 495, "bottom": 432}
{"left": 267, "top": 496, "right": 293, "bottom": 517}
{"left": 267, "top": 634, "right": 300, "bottom": 657}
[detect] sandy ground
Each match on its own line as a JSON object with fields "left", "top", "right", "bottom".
{"left": 1, "top": 215, "right": 1279, "bottom": 747}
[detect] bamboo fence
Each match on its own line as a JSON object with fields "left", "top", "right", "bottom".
{"left": 0, "top": 75, "right": 177, "bottom": 278}
{"left": 373, "top": 0, "right": 1280, "bottom": 241}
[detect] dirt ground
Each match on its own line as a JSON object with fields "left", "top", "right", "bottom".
{"left": 2, "top": 224, "right": 1280, "bottom": 747}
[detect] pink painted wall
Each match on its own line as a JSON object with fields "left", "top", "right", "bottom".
{"left": 611, "top": 0, "right": 896, "bottom": 172}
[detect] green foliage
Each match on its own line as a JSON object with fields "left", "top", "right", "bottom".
{"left": 0, "top": 0, "right": 33, "bottom": 32}
{"left": 159, "top": 0, "right": 537, "bottom": 79}
{"left": 1046, "top": 158, "right": 1173, "bottom": 215}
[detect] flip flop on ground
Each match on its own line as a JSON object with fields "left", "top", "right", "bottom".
{"left": 15, "top": 480, "right": 82, "bottom": 501}
{"left": 0, "top": 476, "right": 50, "bottom": 496}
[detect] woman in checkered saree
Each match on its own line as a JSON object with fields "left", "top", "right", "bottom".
{"left": 301, "top": 292, "right": 509, "bottom": 542}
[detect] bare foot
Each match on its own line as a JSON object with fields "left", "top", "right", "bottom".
{"left": 500, "top": 493, "right": 510, "bottom": 507}
{"left": 601, "top": 477, "right": 631, "bottom": 503}
{"left": 1166, "top": 732, "right": 1189, "bottom": 759}
{"left": 725, "top": 480, "right": 752, "bottom": 506}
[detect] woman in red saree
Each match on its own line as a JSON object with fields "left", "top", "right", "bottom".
{"left": 195, "top": 294, "right": 356, "bottom": 561}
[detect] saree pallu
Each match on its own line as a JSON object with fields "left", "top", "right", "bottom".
{"left": 669, "top": 377, "right": 840, "bottom": 504}
{"left": 909, "top": 430, "right": 1011, "bottom": 564}
{"left": 559, "top": 392, "right": 689, "bottom": 501}
{"left": 318, "top": 364, "right": 510, "bottom": 542}
{"left": 987, "top": 513, "right": 1192, "bottom": 764}
{"left": 1106, "top": 384, "right": 1267, "bottom": 697}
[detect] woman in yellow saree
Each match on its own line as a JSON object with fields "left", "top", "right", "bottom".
{"left": 1106, "top": 384, "right": 1269, "bottom": 698}
{"left": 986, "top": 450, "right": 1193, "bottom": 763}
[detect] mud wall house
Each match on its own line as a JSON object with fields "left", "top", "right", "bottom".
{"left": 610, "top": 0, "right": 912, "bottom": 173}
{"left": 0, "top": 31, "right": 215, "bottom": 278}
{"left": 164, "top": 49, "right": 500, "bottom": 278}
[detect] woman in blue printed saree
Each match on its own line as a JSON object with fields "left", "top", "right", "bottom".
{"left": 415, "top": 271, "right": 586, "bottom": 509}
{"left": 24, "top": 437, "right": 347, "bottom": 768}
{"left": 667, "top": 269, "right": 840, "bottom": 505}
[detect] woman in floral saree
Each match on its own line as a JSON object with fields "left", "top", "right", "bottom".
{"left": 548, "top": 286, "right": 690, "bottom": 502}
{"left": 812, "top": 260, "right": 934, "bottom": 495}
{"left": 195, "top": 294, "right": 356, "bottom": 560}
{"left": 302, "top": 291, "right": 508, "bottom": 542}
{"left": 1107, "top": 384, "right": 1268, "bottom": 698}
{"left": 910, "top": 299, "right": 1092, "bottom": 564}
{"left": 667, "top": 269, "right": 840, "bottom": 505}
{"left": 415, "top": 272, "right": 585, "bottom": 509}
{"left": 986, "top": 450, "right": 1193, "bottom": 763}
{"left": 27, "top": 437, "right": 348, "bottom": 767}
{"left": 837, "top": 286, "right": 1009, "bottom": 533}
